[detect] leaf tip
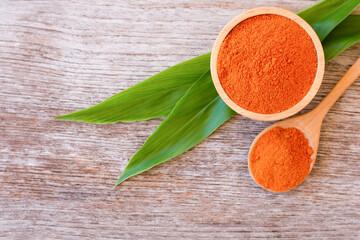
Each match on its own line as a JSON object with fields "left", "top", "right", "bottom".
{"left": 115, "top": 176, "right": 126, "bottom": 187}
{"left": 54, "top": 115, "right": 65, "bottom": 120}
{"left": 55, "top": 113, "right": 74, "bottom": 121}
{"left": 55, "top": 112, "right": 94, "bottom": 123}
{"left": 114, "top": 171, "right": 134, "bottom": 187}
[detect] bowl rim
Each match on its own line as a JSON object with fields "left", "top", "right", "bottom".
{"left": 210, "top": 7, "right": 325, "bottom": 121}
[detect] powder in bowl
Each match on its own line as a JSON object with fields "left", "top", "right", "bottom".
{"left": 217, "top": 14, "right": 318, "bottom": 114}
{"left": 249, "top": 127, "right": 313, "bottom": 192}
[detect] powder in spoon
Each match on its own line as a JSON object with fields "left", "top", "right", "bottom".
{"left": 217, "top": 14, "right": 318, "bottom": 114}
{"left": 249, "top": 127, "right": 313, "bottom": 192}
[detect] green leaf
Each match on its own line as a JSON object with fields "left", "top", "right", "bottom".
{"left": 298, "top": 0, "right": 351, "bottom": 24}
{"left": 56, "top": 53, "right": 211, "bottom": 123}
{"left": 116, "top": 2, "right": 360, "bottom": 184}
{"left": 298, "top": 0, "right": 360, "bottom": 41}
{"left": 116, "top": 71, "right": 235, "bottom": 185}
{"left": 57, "top": 0, "right": 359, "bottom": 124}
{"left": 58, "top": 0, "right": 359, "bottom": 124}
{"left": 322, "top": 15, "right": 360, "bottom": 61}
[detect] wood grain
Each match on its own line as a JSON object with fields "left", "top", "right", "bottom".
{"left": 1, "top": 1, "right": 360, "bottom": 239}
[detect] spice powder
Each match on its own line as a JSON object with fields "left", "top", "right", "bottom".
{"left": 217, "top": 14, "right": 318, "bottom": 114}
{"left": 249, "top": 127, "right": 314, "bottom": 192}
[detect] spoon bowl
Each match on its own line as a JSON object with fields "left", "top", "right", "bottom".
{"left": 248, "top": 115, "right": 319, "bottom": 192}
{"left": 248, "top": 57, "right": 360, "bottom": 192}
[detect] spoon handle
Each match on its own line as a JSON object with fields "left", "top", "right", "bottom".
{"left": 311, "top": 57, "right": 360, "bottom": 120}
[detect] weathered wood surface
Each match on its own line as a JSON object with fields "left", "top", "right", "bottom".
{"left": 1, "top": 1, "right": 360, "bottom": 239}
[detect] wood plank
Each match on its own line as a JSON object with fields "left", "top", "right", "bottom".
{"left": 1, "top": 0, "right": 360, "bottom": 239}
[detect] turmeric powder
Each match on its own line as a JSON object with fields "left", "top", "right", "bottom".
{"left": 249, "top": 127, "right": 313, "bottom": 192}
{"left": 217, "top": 14, "right": 318, "bottom": 114}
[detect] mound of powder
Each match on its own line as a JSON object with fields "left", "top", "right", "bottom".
{"left": 249, "top": 127, "right": 313, "bottom": 192}
{"left": 217, "top": 14, "right": 318, "bottom": 114}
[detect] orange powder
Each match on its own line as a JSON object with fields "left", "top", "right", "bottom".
{"left": 249, "top": 127, "right": 313, "bottom": 192}
{"left": 217, "top": 14, "right": 318, "bottom": 114}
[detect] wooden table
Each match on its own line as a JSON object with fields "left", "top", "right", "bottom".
{"left": 1, "top": 1, "right": 360, "bottom": 239}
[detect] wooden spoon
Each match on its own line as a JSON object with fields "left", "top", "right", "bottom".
{"left": 248, "top": 57, "right": 360, "bottom": 192}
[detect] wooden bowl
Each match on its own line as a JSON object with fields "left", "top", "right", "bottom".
{"left": 210, "top": 7, "right": 325, "bottom": 121}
